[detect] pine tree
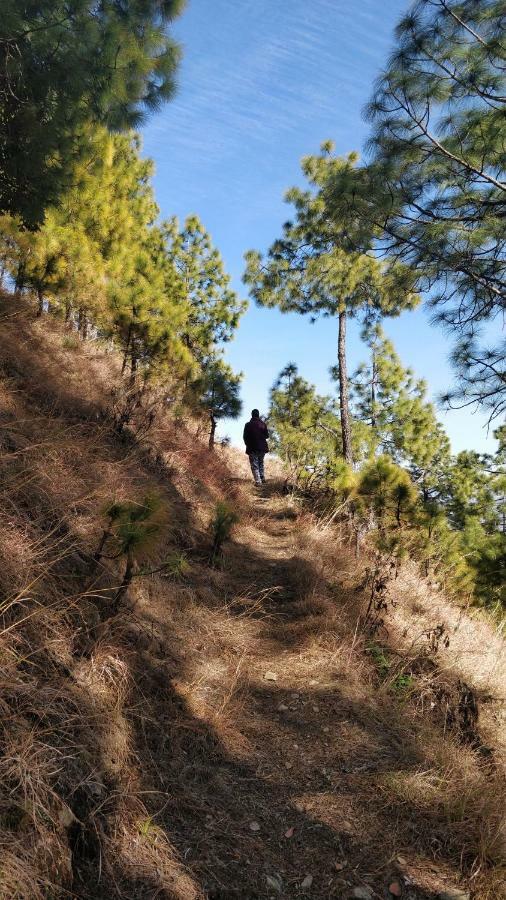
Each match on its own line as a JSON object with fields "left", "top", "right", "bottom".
{"left": 269, "top": 364, "right": 351, "bottom": 493}
{"left": 417, "top": 437, "right": 506, "bottom": 606}
{"left": 159, "top": 217, "right": 246, "bottom": 439}
{"left": 356, "top": 455, "right": 417, "bottom": 533}
{"left": 0, "top": 214, "right": 23, "bottom": 287}
{"left": 95, "top": 495, "right": 167, "bottom": 611}
{"left": 163, "top": 215, "right": 247, "bottom": 364}
{"left": 350, "top": 323, "right": 451, "bottom": 497}
{"left": 64, "top": 131, "right": 190, "bottom": 373}
{"left": 59, "top": 227, "right": 107, "bottom": 333}
{"left": 442, "top": 337, "right": 506, "bottom": 426}
{"left": 1, "top": 129, "right": 194, "bottom": 380}
{"left": 244, "top": 145, "right": 417, "bottom": 466}
{"left": 14, "top": 211, "right": 106, "bottom": 326}
{"left": 414, "top": 503, "right": 476, "bottom": 599}
{"left": 494, "top": 424, "right": 506, "bottom": 535}
{"left": 442, "top": 449, "right": 504, "bottom": 530}
{"left": 20, "top": 214, "right": 69, "bottom": 316}
{"left": 191, "top": 360, "right": 242, "bottom": 449}
{"left": 209, "top": 502, "right": 239, "bottom": 567}
{"left": 0, "top": 1, "right": 186, "bottom": 225}
{"left": 326, "top": 0, "right": 505, "bottom": 421}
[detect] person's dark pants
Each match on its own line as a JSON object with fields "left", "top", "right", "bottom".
{"left": 248, "top": 451, "right": 265, "bottom": 484}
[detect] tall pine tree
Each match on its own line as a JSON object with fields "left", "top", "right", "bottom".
{"left": 163, "top": 215, "right": 247, "bottom": 364}
{"left": 269, "top": 364, "right": 351, "bottom": 493}
{"left": 326, "top": 0, "right": 505, "bottom": 422}
{"left": 244, "top": 145, "right": 417, "bottom": 466}
{"left": 349, "top": 323, "right": 451, "bottom": 498}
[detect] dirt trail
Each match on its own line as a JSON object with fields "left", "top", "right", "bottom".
{"left": 124, "top": 478, "right": 496, "bottom": 900}
{"left": 126, "top": 480, "right": 373, "bottom": 899}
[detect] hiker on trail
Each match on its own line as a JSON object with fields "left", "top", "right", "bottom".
{"left": 243, "top": 409, "right": 269, "bottom": 486}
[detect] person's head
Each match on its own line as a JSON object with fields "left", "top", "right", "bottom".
{"left": 251, "top": 409, "right": 260, "bottom": 419}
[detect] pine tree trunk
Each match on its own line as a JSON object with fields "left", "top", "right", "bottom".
{"left": 129, "top": 347, "right": 138, "bottom": 387}
{"left": 92, "top": 527, "right": 112, "bottom": 567}
{"left": 65, "top": 301, "right": 72, "bottom": 325}
{"left": 15, "top": 263, "right": 25, "bottom": 296}
{"left": 113, "top": 551, "right": 135, "bottom": 611}
{"left": 337, "top": 309, "right": 353, "bottom": 465}
{"left": 208, "top": 414, "right": 217, "bottom": 450}
{"left": 371, "top": 348, "right": 377, "bottom": 429}
{"left": 121, "top": 326, "right": 132, "bottom": 374}
{"left": 36, "top": 287, "right": 44, "bottom": 317}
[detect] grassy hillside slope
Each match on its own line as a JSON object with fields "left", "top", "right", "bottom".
{"left": 0, "top": 296, "right": 504, "bottom": 900}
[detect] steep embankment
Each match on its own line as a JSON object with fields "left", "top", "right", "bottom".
{"left": 0, "top": 297, "right": 504, "bottom": 900}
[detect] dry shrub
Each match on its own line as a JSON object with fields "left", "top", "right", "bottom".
{"left": 0, "top": 522, "right": 37, "bottom": 596}
{"left": 0, "top": 836, "right": 72, "bottom": 900}
{"left": 108, "top": 796, "right": 204, "bottom": 900}
{"left": 389, "top": 564, "right": 506, "bottom": 694}
{"left": 379, "top": 746, "right": 506, "bottom": 870}
{"left": 75, "top": 644, "right": 130, "bottom": 707}
{"left": 287, "top": 500, "right": 506, "bottom": 895}
{"left": 0, "top": 659, "right": 81, "bottom": 897}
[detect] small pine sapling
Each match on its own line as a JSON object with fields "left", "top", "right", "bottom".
{"left": 209, "top": 502, "right": 238, "bottom": 567}
{"left": 93, "top": 501, "right": 125, "bottom": 566}
{"left": 95, "top": 494, "right": 167, "bottom": 611}
{"left": 113, "top": 495, "right": 165, "bottom": 610}
{"left": 163, "top": 551, "right": 190, "bottom": 579}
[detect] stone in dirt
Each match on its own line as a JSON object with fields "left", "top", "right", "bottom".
{"left": 438, "top": 892, "right": 470, "bottom": 900}
{"left": 249, "top": 821, "right": 261, "bottom": 832}
{"left": 264, "top": 671, "right": 278, "bottom": 681}
{"left": 352, "top": 888, "right": 374, "bottom": 899}
{"left": 265, "top": 874, "right": 283, "bottom": 893}
{"left": 58, "top": 805, "right": 76, "bottom": 828}
{"left": 301, "top": 874, "right": 313, "bottom": 889}
{"left": 389, "top": 881, "right": 402, "bottom": 896}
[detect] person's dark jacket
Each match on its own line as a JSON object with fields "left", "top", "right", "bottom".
{"left": 243, "top": 418, "right": 269, "bottom": 454}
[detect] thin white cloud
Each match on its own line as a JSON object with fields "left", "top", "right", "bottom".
{"left": 145, "top": 0, "right": 403, "bottom": 189}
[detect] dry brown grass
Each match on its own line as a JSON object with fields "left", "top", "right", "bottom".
{"left": 0, "top": 296, "right": 505, "bottom": 899}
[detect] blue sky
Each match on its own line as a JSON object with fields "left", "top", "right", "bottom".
{"left": 142, "top": 0, "right": 497, "bottom": 454}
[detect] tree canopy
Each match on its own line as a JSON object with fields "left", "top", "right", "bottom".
{"left": 192, "top": 360, "right": 243, "bottom": 449}
{"left": 0, "top": 130, "right": 244, "bottom": 439}
{"left": 349, "top": 323, "right": 451, "bottom": 498}
{"left": 164, "top": 216, "right": 247, "bottom": 364}
{"left": 0, "top": 0, "right": 185, "bottom": 225}
{"left": 323, "top": 0, "right": 505, "bottom": 422}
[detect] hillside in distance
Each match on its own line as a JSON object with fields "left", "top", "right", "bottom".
{"left": 0, "top": 294, "right": 505, "bottom": 900}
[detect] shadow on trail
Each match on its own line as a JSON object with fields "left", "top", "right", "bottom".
{"left": 104, "top": 605, "right": 470, "bottom": 900}
{"left": 96, "top": 502, "right": 476, "bottom": 899}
